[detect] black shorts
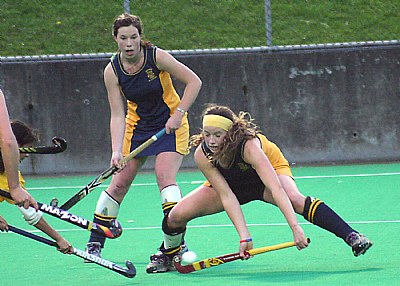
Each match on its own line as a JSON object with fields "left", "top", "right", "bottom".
{"left": 229, "top": 181, "right": 265, "bottom": 205}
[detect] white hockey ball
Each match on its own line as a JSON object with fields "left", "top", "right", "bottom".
{"left": 181, "top": 251, "right": 198, "bottom": 264}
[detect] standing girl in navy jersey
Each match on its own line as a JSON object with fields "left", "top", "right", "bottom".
{"left": 85, "top": 13, "right": 202, "bottom": 273}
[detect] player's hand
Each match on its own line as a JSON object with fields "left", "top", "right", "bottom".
{"left": 10, "top": 186, "right": 38, "bottom": 210}
{"left": 239, "top": 240, "right": 253, "bottom": 260}
{"left": 56, "top": 238, "right": 73, "bottom": 254}
{"left": 111, "top": 151, "right": 126, "bottom": 171}
{"left": 0, "top": 216, "right": 8, "bottom": 232}
{"left": 292, "top": 225, "right": 309, "bottom": 250}
{"left": 165, "top": 112, "right": 183, "bottom": 134}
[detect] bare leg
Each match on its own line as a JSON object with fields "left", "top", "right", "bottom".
{"left": 265, "top": 175, "right": 372, "bottom": 256}
{"left": 87, "top": 157, "right": 145, "bottom": 251}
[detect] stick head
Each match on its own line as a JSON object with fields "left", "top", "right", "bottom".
{"left": 173, "top": 255, "right": 196, "bottom": 274}
{"left": 52, "top": 137, "right": 67, "bottom": 152}
{"left": 124, "top": 261, "right": 136, "bottom": 278}
{"left": 50, "top": 198, "right": 59, "bottom": 207}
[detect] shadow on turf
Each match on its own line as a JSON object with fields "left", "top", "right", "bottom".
{"left": 168, "top": 266, "right": 383, "bottom": 282}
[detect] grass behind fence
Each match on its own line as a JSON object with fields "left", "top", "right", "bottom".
{"left": 1, "top": 0, "right": 399, "bottom": 56}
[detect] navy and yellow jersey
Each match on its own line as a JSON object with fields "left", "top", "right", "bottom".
{"left": 202, "top": 133, "right": 292, "bottom": 204}
{"left": 111, "top": 46, "right": 189, "bottom": 156}
{"left": 0, "top": 171, "right": 25, "bottom": 204}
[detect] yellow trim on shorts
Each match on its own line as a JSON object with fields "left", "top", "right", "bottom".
{"left": 175, "top": 115, "right": 189, "bottom": 155}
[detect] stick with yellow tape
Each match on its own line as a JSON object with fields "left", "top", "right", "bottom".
{"left": 173, "top": 238, "right": 310, "bottom": 274}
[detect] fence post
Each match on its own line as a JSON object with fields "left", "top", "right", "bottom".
{"left": 124, "top": 0, "right": 131, "bottom": 13}
{"left": 265, "top": 0, "right": 272, "bottom": 46}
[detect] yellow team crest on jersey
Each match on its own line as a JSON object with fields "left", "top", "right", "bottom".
{"left": 146, "top": 68, "right": 157, "bottom": 81}
{"left": 238, "top": 162, "right": 250, "bottom": 172}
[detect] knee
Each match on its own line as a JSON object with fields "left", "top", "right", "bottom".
{"left": 163, "top": 211, "right": 186, "bottom": 235}
{"left": 287, "top": 194, "right": 306, "bottom": 214}
{"left": 167, "top": 208, "right": 187, "bottom": 230}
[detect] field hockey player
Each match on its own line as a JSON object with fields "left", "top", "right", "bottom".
{"left": 0, "top": 120, "right": 73, "bottom": 254}
{"left": 159, "top": 104, "right": 373, "bottom": 272}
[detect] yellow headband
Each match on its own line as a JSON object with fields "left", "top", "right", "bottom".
{"left": 202, "top": 114, "right": 233, "bottom": 131}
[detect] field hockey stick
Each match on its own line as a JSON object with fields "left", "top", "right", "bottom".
{"left": 7, "top": 225, "right": 136, "bottom": 278}
{"left": 0, "top": 189, "right": 122, "bottom": 239}
{"left": 19, "top": 137, "right": 67, "bottom": 154}
{"left": 173, "top": 238, "right": 310, "bottom": 273}
{"left": 52, "top": 128, "right": 166, "bottom": 210}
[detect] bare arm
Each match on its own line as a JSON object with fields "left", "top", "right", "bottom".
{"left": 0, "top": 90, "right": 38, "bottom": 210}
{"left": 156, "top": 49, "right": 202, "bottom": 133}
{"left": 104, "top": 64, "right": 127, "bottom": 168}
{"left": 243, "top": 138, "right": 308, "bottom": 249}
{"left": 194, "top": 147, "right": 252, "bottom": 257}
{"left": 34, "top": 217, "right": 73, "bottom": 254}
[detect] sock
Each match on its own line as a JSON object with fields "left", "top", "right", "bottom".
{"left": 160, "top": 185, "right": 182, "bottom": 215}
{"left": 88, "top": 191, "right": 120, "bottom": 247}
{"left": 303, "top": 196, "right": 355, "bottom": 241}
{"left": 162, "top": 213, "right": 186, "bottom": 256}
{"left": 160, "top": 185, "right": 184, "bottom": 256}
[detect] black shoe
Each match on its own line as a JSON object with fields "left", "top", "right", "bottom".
{"left": 346, "top": 232, "right": 373, "bottom": 257}
{"left": 84, "top": 242, "right": 102, "bottom": 263}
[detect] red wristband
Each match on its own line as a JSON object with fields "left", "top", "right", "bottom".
{"left": 240, "top": 238, "right": 252, "bottom": 243}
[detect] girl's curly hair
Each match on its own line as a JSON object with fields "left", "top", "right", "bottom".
{"left": 0, "top": 120, "right": 39, "bottom": 173}
{"left": 190, "top": 104, "right": 259, "bottom": 166}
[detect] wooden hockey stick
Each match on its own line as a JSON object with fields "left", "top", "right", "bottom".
{"left": 55, "top": 128, "right": 166, "bottom": 210}
{"left": 174, "top": 239, "right": 310, "bottom": 273}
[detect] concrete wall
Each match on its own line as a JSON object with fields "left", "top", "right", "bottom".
{"left": 1, "top": 44, "right": 399, "bottom": 175}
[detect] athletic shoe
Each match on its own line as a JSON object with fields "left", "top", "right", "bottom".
{"left": 169, "top": 242, "right": 189, "bottom": 270}
{"left": 345, "top": 232, "right": 373, "bottom": 257}
{"left": 84, "top": 242, "right": 102, "bottom": 263}
{"left": 146, "top": 251, "right": 172, "bottom": 273}
{"left": 146, "top": 243, "right": 189, "bottom": 273}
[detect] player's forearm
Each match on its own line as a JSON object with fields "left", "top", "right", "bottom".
{"left": 1, "top": 139, "right": 22, "bottom": 190}
{"left": 222, "top": 194, "right": 251, "bottom": 239}
{"left": 34, "top": 218, "right": 64, "bottom": 242}
{"left": 274, "top": 189, "right": 300, "bottom": 229}
{"left": 109, "top": 116, "right": 126, "bottom": 153}
{"left": 179, "top": 77, "right": 202, "bottom": 111}
{"left": 0, "top": 90, "right": 20, "bottom": 190}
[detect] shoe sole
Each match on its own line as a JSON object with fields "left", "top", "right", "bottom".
{"left": 146, "top": 268, "right": 169, "bottom": 274}
{"left": 354, "top": 241, "right": 373, "bottom": 257}
{"left": 146, "top": 263, "right": 176, "bottom": 273}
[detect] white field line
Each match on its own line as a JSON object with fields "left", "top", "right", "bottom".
{"left": 15, "top": 170, "right": 397, "bottom": 234}
{"left": 2, "top": 219, "right": 399, "bottom": 235}
{"left": 27, "top": 171, "right": 400, "bottom": 191}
